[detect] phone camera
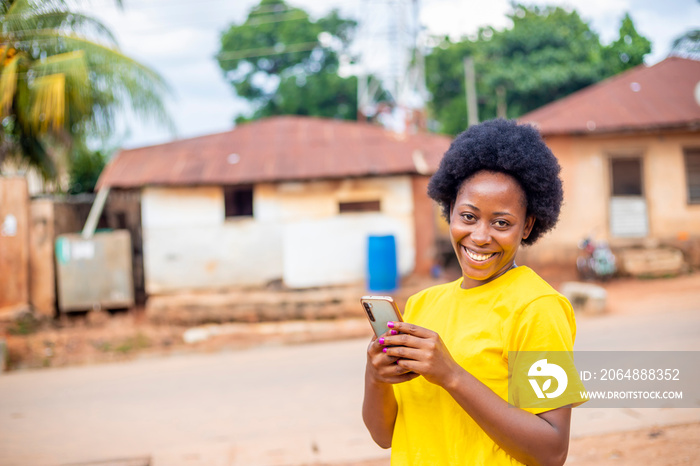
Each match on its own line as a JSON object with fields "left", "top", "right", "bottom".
{"left": 363, "top": 302, "right": 376, "bottom": 322}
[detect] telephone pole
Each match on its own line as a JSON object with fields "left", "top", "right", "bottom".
{"left": 463, "top": 56, "right": 478, "bottom": 127}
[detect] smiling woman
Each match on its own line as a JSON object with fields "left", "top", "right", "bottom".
{"left": 449, "top": 171, "right": 535, "bottom": 289}
{"left": 362, "top": 119, "right": 587, "bottom": 465}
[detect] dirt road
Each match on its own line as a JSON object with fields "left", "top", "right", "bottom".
{"left": 1, "top": 307, "right": 698, "bottom": 465}
{"left": 1, "top": 272, "right": 699, "bottom": 465}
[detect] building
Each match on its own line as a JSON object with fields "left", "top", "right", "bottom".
{"left": 519, "top": 57, "right": 700, "bottom": 268}
{"left": 97, "top": 116, "right": 452, "bottom": 296}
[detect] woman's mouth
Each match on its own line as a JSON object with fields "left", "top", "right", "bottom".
{"left": 463, "top": 246, "right": 495, "bottom": 262}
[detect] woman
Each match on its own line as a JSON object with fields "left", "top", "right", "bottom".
{"left": 363, "top": 119, "right": 585, "bottom": 465}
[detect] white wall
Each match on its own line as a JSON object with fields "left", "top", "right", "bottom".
{"left": 142, "top": 186, "right": 283, "bottom": 294}
{"left": 282, "top": 214, "right": 414, "bottom": 288}
{"left": 261, "top": 176, "right": 416, "bottom": 288}
{"left": 141, "top": 176, "right": 416, "bottom": 293}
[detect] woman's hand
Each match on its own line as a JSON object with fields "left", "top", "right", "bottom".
{"left": 363, "top": 328, "right": 417, "bottom": 448}
{"left": 366, "top": 330, "right": 420, "bottom": 385}
{"left": 379, "top": 321, "right": 463, "bottom": 388}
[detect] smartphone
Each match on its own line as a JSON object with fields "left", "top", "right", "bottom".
{"left": 360, "top": 295, "right": 403, "bottom": 337}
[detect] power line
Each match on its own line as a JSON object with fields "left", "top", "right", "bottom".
{"left": 1, "top": 7, "right": 336, "bottom": 37}
{"left": 2, "top": 1, "right": 415, "bottom": 83}
{"left": 2, "top": 40, "right": 328, "bottom": 78}
{"left": 3, "top": 31, "right": 327, "bottom": 61}
{"left": 216, "top": 41, "right": 319, "bottom": 62}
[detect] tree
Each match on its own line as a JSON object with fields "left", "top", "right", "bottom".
{"left": 602, "top": 13, "right": 652, "bottom": 75}
{"left": 67, "top": 142, "right": 106, "bottom": 194}
{"left": 669, "top": 29, "right": 700, "bottom": 60}
{"left": 216, "top": 0, "right": 358, "bottom": 122}
{"left": 0, "top": 0, "right": 172, "bottom": 181}
{"left": 425, "top": 4, "right": 651, "bottom": 135}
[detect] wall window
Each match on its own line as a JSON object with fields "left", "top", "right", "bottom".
{"left": 224, "top": 186, "right": 253, "bottom": 218}
{"left": 339, "top": 200, "right": 381, "bottom": 213}
{"left": 684, "top": 148, "right": 700, "bottom": 204}
{"left": 611, "top": 157, "right": 643, "bottom": 196}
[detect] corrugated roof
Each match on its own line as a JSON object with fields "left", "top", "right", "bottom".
{"left": 519, "top": 57, "right": 700, "bottom": 136}
{"left": 97, "top": 116, "right": 453, "bottom": 188}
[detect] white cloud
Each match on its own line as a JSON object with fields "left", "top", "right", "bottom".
{"left": 421, "top": 0, "right": 512, "bottom": 40}
{"left": 75, "top": 0, "right": 697, "bottom": 148}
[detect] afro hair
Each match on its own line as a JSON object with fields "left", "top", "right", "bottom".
{"left": 427, "top": 119, "right": 563, "bottom": 246}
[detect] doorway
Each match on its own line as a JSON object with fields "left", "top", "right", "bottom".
{"left": 609, "top": 157, "right": 648, "bottom": 238}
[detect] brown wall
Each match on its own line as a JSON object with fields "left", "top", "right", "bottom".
{"left": 520, "top": 130, "right": 700, "bottom": 267}
{"left": 2, "top": 183, "right": 144, "bottom": 316}
{"left": 0, "top": 177, "right": 30, "bottom": 312}
{"left": 29, "top": 200, "right": 56, "bottom": 317}
{"left": 27, "top": 196, "right": 93, "bottom": 317}
{"left": 103, "top": 189, "right": 145, "bottom": 305}
{"left": 27, "top": 191, "right": 144, "bottom": 315}
{"left": 411, "top": 175, "right": 437, "bottom": 275}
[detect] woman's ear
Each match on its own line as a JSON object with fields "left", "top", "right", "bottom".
{"left": 522, "top": 215, "right": 535, "bottom": 240}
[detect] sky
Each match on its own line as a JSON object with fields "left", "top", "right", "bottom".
{"left": 78, "top": 0, "right": 698, "bottom": 150}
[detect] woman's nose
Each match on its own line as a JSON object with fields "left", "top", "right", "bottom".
{"left": 470, "top": 222, "right": 491, "bottom": 245}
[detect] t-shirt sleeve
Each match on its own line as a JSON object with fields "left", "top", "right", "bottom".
{"left": 507, "top": 294, "right": 576, "bottom": 353}
{"left": 505, "top": 294, "right": 587, "bottom": 413}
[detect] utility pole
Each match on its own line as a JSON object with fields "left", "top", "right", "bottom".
{"left": 496, "top": 86, "right": 507, "bottom": 119}
{"left": 463, "top": 56, "right": 478, "bottom": 127}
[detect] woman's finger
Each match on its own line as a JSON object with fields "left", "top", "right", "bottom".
{"left": 386, "top": 321, "right": 436, "bottom": 339}
{"left": 368, "top": 330, "right": 394, "bottom": 354}
{"left": 395, "top": 358, "right": 425, "bottom": 375}
{"left": 383, "top": 345, "right": 422, "bottom": 361}
{"left": 378, "top": 332, "right": 428, "bottom": 350}
{"left": 378, "top": 362, "right": 413, "bottom": 378}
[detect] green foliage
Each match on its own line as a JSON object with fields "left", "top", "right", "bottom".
{"left": 68, "top": 143, "right": 107, "bottom": 194}
{"left": 114, "top": 333, "right": 150, "bottom": 354}
{"left": 425, "top": 4, "right": 652, "bottom": 135}
{"left": 93, "top": 332, "right": 150, "bottom": 354}
{"left": 603, "top": 13, "right": 652, "bottom": 75}
{"left": 259, "top": 72, "right": 358, "bottom": 120}
{"left": 670, "top": 29, "right": 700, "bottom": 60}
{"left": 0, "top": 0, "right": 173, "bottom": 182}
{"left": 8, "top": 312, "right": 41, "bottom": 335}
{"left": 217, "top": 0, "right": 358, "bottom": 121}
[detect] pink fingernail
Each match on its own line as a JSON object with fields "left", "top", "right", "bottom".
{"left": 390, "top": 330, "right": 398, "bottom": 335}
{"left": 378, "top": 338, "right": 385, "bottom": 345}
{"left": 387, "top": 321, "right": 395, "bottom": 328}
{"left": 382, "top": 347, "right": 387, "bottom": 353}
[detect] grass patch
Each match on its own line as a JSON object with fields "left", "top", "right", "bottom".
{"left": 114, "top": 333, "right": 151, "bottom": 354}
{"left": 7, "top": 313, "right": 40, "bottom": 336}
{"left": 92, "top": 333, "right": 151, "bottom": 355}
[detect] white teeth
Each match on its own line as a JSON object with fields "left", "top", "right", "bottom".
{"left": 464, "top": 246, "right": 494, "bottom": 262}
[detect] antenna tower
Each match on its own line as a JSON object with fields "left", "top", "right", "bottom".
{"left": 356, "top": 0, "right": 428, "bottom": 133}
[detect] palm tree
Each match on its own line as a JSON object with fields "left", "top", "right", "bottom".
{"left": 0, "top": 0, "right": 172, "bottom": 181}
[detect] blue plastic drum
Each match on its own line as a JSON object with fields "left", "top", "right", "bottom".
{"left": 367, "top": 235, "right": 398, "bottom": 292}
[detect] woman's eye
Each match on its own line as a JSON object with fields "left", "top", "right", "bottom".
{"left": 494, "top": 220, "right": 509, "bottom": 228}
{"left": 461, "top": 213, "right": 476, "bottom": 221}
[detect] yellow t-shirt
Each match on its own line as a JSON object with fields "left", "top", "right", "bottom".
{"left": 390, "top": 266, "right": 585, "bottom": 465}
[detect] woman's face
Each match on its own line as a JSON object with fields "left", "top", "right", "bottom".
{"left": 449, "top": 170, "right": 535, "bottom": 289}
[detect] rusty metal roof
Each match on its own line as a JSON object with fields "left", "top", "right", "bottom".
{"left": 97, "top": 116, "right": 453, "bottom": 188}
{"left": 519, "top": 57, "right": 700, "bottom": 136}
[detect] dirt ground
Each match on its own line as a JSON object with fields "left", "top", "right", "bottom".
{"left": 335, "top": 423, "right": 700, "bottom": 466}
{"left": 1, "top": 269, "right": 699, "bottom": 465}
{"left": 4, "top": 268, "right": 699, "bottom": 372}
